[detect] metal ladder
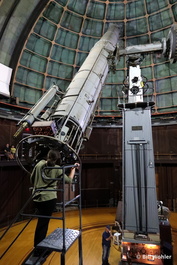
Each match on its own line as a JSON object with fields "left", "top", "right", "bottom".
{"left": 0, "top": 164, "right": 83, "bottom": 265}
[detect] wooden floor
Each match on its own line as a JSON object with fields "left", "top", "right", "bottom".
{"left": 0, "top": 207, "right": 176, "bottom": 265}
{"left": 0, "top": 207, "right": 120, "bottom": 265}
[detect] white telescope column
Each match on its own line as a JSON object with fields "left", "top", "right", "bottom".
{"left": 52, "top": 24, "right": 120, "bottom": 146}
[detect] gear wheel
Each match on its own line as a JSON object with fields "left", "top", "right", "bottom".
{"left": 165, "top": 23, "right": 177, "bottom": 63}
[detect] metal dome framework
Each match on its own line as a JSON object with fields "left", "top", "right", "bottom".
{"left": 10, "top": 0, "right": 177, "bottom": 120}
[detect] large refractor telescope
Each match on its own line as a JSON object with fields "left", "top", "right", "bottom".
{"left": 14, "top": 24, "right": 120, "bottom": 171}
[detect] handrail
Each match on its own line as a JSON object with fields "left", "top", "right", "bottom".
{"left": 20, "top": 214, "right": 64, "bottom": 220}
{"left": 64, "top": 195, "right": 80, "bottom": 207}
{"left": 79, "top": 152, "right": 177, "bottom": 161}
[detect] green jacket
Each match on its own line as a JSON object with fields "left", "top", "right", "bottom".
{"left": 30, "top": 160, "right": 72, "bottom": 202}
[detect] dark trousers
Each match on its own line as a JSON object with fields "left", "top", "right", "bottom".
{"left": 102, "top": 245, "right": 110, "bottom": 265}
{"left": 34, "top": 198, "right": 57, "bottom": 247}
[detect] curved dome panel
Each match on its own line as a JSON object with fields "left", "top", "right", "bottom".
{"left": 11, "top": 0, "right": 177, "bottom": 119}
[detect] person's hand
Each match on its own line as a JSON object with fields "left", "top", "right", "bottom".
{"left": 74, "top": 163, "right": 80, "bottom": 169}
{"left": 71, "top": 163, "right": 80, "bottom": 170}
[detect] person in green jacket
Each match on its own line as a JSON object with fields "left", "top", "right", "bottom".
{"left": 30, "top": 149, "right": 79, "bottom": 249}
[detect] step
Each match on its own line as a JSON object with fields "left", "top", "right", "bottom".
{"left": 37, "top": 228, "right": 80, "bottom": 252}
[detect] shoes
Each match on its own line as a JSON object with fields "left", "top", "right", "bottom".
{"left": 33, "top": 248, "right": 44, "bottom": 257}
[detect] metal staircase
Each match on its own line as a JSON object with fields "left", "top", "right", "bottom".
{"left": 0, "top": 163, "right": 83, "bottom": 265}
